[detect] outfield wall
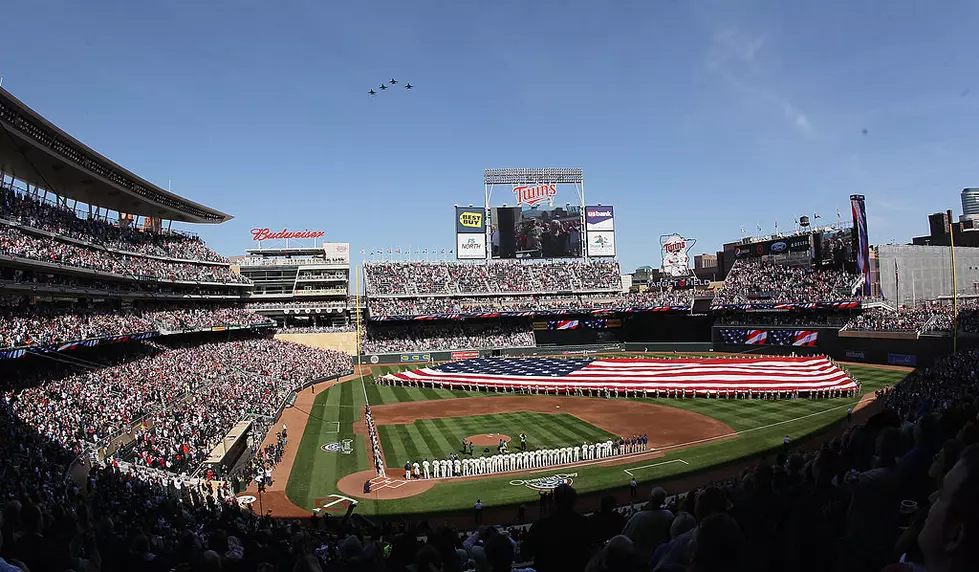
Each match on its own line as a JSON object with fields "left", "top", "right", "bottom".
{"left": 711, "top": 325, "right": 977, "bottom": 367}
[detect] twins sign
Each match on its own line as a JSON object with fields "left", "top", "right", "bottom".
{"left": 661, "top": 234, "right": 695, "bottom": 277}
{"left": 512, "top": 184, "right": 558, "bottom": 206}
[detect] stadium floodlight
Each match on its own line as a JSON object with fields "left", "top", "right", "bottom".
{"left": 484, "top": 167, "right": 583, "bottom": 185}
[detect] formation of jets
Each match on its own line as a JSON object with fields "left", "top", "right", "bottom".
{"left": 369, "top": 78, "right": 412, "bottom": 96}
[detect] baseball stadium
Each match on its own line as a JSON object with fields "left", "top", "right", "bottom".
{"left": 3, "top": 7, "right": 979, "bottom": 570}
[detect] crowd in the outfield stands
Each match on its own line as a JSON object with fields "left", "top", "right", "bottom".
{"left": 245, "top": 300, "right": 349, "bottom": 310}
{"left": 842, "top": 306, "right": 941, "bottom": 332}
{"left": 717, "top": 313, "right": 848, "bottom": 326}
{"left": 2, "top": 340, "right": 978, "bottom": 571}
{"left": 276, "top": 325, "right": 356, "bottom": 334}
{"left": 361, "top": 321, "right": 535, "bottom": 353}
{"left": 9, "top": 337, "right": 351, "bottom": 471}
{"left": 0, "top": 302, "right": 270, "bottom": 348}
{"left": 835, "top": 302, "right": 979, "bottom": 334}
{"left": 364, "top": 260, "right": 622, "bottom": 295}
{"left": 0, "top": 225, "right": 250, "bottom": 283}
{"left": 367, "top": 291, "right": 691, "bottom": 318}
{"left": 714, "top": 259, "right": 856, "bottom": 304}
{"left": 0, "top": 184, "right": 228, "bottom": 262}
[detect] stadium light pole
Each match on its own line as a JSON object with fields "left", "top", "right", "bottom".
{"left": 948, "top": 209, "right": 959, "bottom": 353}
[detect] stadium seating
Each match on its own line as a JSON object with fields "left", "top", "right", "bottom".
{"left": 362, "top": 321, "right": 535, "bottom": 353}
{"left": 714, "top": 259, "right": 857, "bottom": 304}
{"left": 364, "top": 260, "right": 622, "bottom": 296}
{"left": 0, "top": 303, "right": 271, "bottom": 349}
{"left": 1, "top": 339, "right": 976, "bottom": 571}
{"left": 0, "top": 184, "right": 227, "bottom": 262}
{"left": 0, "top": 225, "right": 249, "bottom": 284}
{"left": 367, "top": 291, "right": 690, "bottom": 318}
{"left": 11, "top": 336, "right": 350, "bottom": 467}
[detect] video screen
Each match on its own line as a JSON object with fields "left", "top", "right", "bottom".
{"left": 490, "top": 204, "right": 582, "bottom": 259}
{"left": 819, "top": 229, "right": 855, "bottom": 267}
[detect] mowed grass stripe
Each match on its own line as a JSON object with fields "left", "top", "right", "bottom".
{"left": 507, "top": 413, "right": 576, "bottom": 448}
{"left": 391, "top": 425, "right": 421, "bottom": 464}
{"left": 411, "top": 418, "right": 448, "bottom": 459}
{"left": 416, "top": 419, "right": 459, "bottom": 457}
{"left": 426, "top": 418, "right": 462, "bottom": 456}
{"left": 547, "top": 411, "right": 616, "bottom": 442}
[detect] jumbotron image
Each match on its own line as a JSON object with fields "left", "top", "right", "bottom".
{"left": 2, "top": 12, "right": 979, "bottom": 571}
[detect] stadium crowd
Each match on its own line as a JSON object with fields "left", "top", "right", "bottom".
{"left": 276, "top": 325, "right": 356, "bottom": 334}
{"left": 842, "top": 306, "right": 938, "bottom": 332}
{"left": 364, "top": 260, "right": 621, "bottom": 296}
{"left": 0, "top": 185, "right": 228, "bottom": 262}
{"left": 10, "top": 337, "right": 351, "bottom": 466}
{"left": 362, "top": 321, "right": 535, "bottom": 353}
{"left": 0, "top": 343, "right": 977, "bottom": 571}
{"left": 367, "top": 291, "right": 690, "bottom": 318}
{"left": 714, "top": 259, "right": 856, "bottom": 304}
{"left": 0, "top": 303, "right": 270, "bottom": 349}
{"left": 0, "top": 225, "right": 250, "bottom": 284}
{"left": 245, "top": 301, "right": 349, "bottom": 310}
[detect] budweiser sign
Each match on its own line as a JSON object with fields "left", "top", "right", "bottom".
{"left": 512, "top": 184, "right": 557, "bottom": 206}
{"left": 251, "top": 228, "right": 325, "bottom": 241}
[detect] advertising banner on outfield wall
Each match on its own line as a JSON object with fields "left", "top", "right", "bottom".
{"left": 586, "top": 231, "right": 616, "bottom": 257}
{"left": 400, "top": 353, "right": 432, "bottom": 363}
{"left": 455, "top": 207, "right": 485, "bottom": 234}
{"left": 585, "top": 206, "right": 615, "bottom": 231}
{"left": 845, "top": 350, "right": 867, "bottom": 362}
{"left": 456, "top": 233, "right": 487, "bottom": 259}
{"left": 450, "top": 350, "right": 479, "bottom": 360}
{"left": 888, "top": 353, "right": 917, "bottom": 366}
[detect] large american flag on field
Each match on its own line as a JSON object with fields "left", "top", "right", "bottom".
{"left": 383, "top": 356, "right": 857, "bottom": 394}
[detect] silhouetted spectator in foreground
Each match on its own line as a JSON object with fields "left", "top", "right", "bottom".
{"left": 522, "top": 484, "right": 591, "bottom": 572}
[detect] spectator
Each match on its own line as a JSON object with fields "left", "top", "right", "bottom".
{"left": 622, "top": 487, "right": 674, "bottom": 563}
{"left": 522, "top": 484, "right": 592, "bottom": 572}
{"left": 588, "top": 495, "right": 626, "bottom": 546}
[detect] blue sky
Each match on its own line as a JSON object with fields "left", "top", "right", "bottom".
{"left": 2, "top": 0, "right": 978, "bottom": 272}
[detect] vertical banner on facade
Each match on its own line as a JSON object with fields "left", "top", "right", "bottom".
{"left": 455, "top": 206, "right": 487, "bottom": 260}
{"left": 850, "top": 194, "right": 870, "bottom": 294}
{"left": 585, "top": 205, "right": 616, "bottom": 257}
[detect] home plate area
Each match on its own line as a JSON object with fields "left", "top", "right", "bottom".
{"left": 370, "top": 475, "right": 410, "bottom": 491}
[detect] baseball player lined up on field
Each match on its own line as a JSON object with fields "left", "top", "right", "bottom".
{"left": 406, "top": 439, "right": 646, "bottom": 480}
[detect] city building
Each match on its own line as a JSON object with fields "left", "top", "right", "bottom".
{"left": 962, "top": 188, "right": 979, "bottom": 221}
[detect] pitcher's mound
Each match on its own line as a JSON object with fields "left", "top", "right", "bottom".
{"left": 467, "top": 434, "right": 511, "bottom": 447}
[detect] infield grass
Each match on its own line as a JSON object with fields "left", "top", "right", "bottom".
{"left": 378, "top": 412, "right": 616, "bottom": 466}
{"left": 285, "top": 359, "right": 906, "bottom": 516}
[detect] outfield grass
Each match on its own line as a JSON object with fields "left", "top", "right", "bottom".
{"left": 285, "top": 360, "right": 906, "bottom": 516}
{"left": 378, "top": 412, "right": 616, "bottom": 465}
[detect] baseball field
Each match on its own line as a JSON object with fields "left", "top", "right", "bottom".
{"left": 267, "top": 357, "right": 907, "bottom": 517}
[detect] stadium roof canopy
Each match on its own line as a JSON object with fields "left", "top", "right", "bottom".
{"left": 0, "top": 87, "right": 231, "bottom": 224}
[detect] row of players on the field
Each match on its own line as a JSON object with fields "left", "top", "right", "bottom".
{"left": 402, "top": 437, "right": 649, "bottom": 479}
{"left": 376, "top": 377, "right": 858, "bottom": 399}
